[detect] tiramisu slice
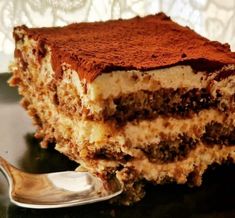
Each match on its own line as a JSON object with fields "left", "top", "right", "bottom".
{"left": 9, "top": 13, "right": 235, "bottom": 204}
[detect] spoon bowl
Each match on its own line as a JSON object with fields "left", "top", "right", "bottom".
{"left": 0, "top": 156, "right": 122, "bottom": 209}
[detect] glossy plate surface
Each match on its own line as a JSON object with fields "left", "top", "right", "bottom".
{"left": 1, "top": 73, "right": 235, "bottom": 218}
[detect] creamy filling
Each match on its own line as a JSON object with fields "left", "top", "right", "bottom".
{"left": 87, "top": 65, "right": 212, "bottom": 99}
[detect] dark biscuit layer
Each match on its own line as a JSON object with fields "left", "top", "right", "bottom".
{"left": 202, "top": 122, "right": 235, "bottom": 145}
{"left": 106, "top": 88, "right": 219, "bottom": 123}
{"left": 91, "top": 134, "right": 198, "bottom": 164}
{"left": 141, "top": 134, "right": 198, "bottom": 163}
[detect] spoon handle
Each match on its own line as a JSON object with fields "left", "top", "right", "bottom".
{"left": 0, "top": 156, "right": 13, "bottom": 184}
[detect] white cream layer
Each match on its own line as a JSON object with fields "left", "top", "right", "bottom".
{"left": 86, "top": 66, "right": 211, "bottom": 100}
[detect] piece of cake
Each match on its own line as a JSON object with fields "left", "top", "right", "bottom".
{"left": 9, "top": 13, "right": 235, "bottom": 204}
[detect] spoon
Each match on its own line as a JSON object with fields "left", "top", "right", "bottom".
{"left": 0, "top": 156, "right": 122, "bottom": 209}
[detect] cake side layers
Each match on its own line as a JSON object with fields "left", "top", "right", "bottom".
{"left": 11, "top": 55, "right": 235, "bottom": 151}
{"left": 10, "top": 54, "right": 235, "bottom": 205}
{"left": 9, "top": 49, "right": 235, "bottom": 164}
{"left": 9, "top": 56, "right": 235, "bottom": 175}
{"left": 9, "top": 80, "right": 235, "bottom": 204}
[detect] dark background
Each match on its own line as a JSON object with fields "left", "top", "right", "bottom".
{"left": 1, "top": 73, "right": 235, "bottom": 218}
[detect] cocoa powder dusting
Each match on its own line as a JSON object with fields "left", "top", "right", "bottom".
{"left": 14, "top": 13, "right": 235, "bottom": 82}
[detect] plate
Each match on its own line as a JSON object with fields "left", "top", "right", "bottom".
{"left": 1, "top": 73, "right": 235, "bottom": 218}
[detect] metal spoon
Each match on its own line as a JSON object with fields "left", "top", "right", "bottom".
{"left": 0, "top": 156, "right": 122, "bottom": 209}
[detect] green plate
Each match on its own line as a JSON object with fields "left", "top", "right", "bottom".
{"left": 1, "top": 73, "right": 235, "bottom": 218}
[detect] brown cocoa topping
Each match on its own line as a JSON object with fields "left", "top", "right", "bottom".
{"left": 14, "top": 13, "right": 235, "bottom": 82}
